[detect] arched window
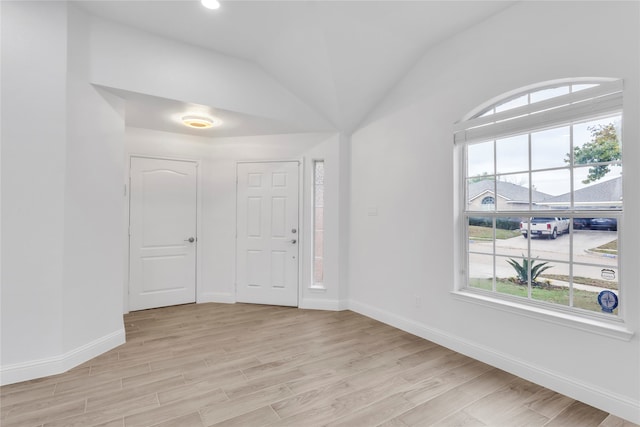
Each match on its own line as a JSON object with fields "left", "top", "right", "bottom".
{"left": 481, "top": 196, "right": 495, "bottom": 205}
{"left": 456, "top": 79, "right": 623, "bottom": 318}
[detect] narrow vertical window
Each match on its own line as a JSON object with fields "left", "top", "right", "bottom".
{"left": 313, "top": 160, "right": 325, "bottom": 287}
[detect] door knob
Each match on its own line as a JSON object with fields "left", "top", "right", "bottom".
{"left": 184, "top": 237, "right": 195, "bottom": 243}
{"left": 290, "top": 239, "right": 297, "bottom": 244}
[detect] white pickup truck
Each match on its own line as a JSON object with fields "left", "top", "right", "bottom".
{"left": 520, "top": 217, "right": 570, "bottom": 239}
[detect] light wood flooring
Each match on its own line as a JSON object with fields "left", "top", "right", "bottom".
{"left": 1, "top": 303, "right": 637, "bottom": 427}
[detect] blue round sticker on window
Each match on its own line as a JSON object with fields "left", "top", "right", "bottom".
{"left": 597, "top": 290, "right": 618, "bottom": 313}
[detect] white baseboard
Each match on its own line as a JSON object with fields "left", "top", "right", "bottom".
{"left": 0, "top": 328, "right": 126, "bottom": 386}
{"left": 348, "top": 299, "right": 640, "bottom": 424}
{"left": 199, "top": 292, "right": 235, "bottom": 304}
{"left": 299, "top": 298, "right": 349, "bottom": 311}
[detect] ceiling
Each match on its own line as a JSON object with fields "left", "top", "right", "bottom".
{"left": 77, "top": 1, "right": 516, "bottom": 136}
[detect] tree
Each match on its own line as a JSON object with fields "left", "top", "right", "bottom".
{"left": 566, "top": 123, "right": 620, "bottom": 184}
{"left": 469, "top": 172, "right": 492, "bottom": 183}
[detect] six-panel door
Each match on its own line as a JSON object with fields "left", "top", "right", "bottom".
{"left": 236, "top": 162, "right": 299, "bottom": 306}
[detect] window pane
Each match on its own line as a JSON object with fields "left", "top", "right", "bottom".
{"left": 531, "top": 261, "right": 570, "bottom": 307}
{"left": 528, "top": 218, "right": 570, "bottom": 262}
{"left": 495, "top": 94, "right": 528, "bottom": 113}
{"left": 531, "top": 169, "right": 570, "bottom": 203}
{"left": 495, "top": 255, "right": 529, "bottom": 298}
{"left": 467, "top": 140, "right": 494, "bottom": 178}
{"left": 467, "top": 178, "right": 495, "bottom": 211}
{"left": 314, "top": 161, "right": 324, "bottom": 184}
{"left": 573, "top": 166, "right": 622, "bottom": 210}
{"left": 575, "top": 227, "right": 618, "bottom": 269}
{"left": 531, "top": 126, "right": 570, "bottom": 170}
{"left": 530, "top": 86, "right": 570, "bottom": 103}
{"left": 575, "top": 262, "right": 619, "bottom": 290}
{"left": 468, "top": 217, "right": 494, "bottom": 254}
{"left": 313, "top": 257, "right": 324, "bottom": 283}
{"left": 496, "top": 134, "right": 528, "bottom": 174}
{"left": 571, "top": 116, "right": 621, "bottom": 167}
{"left": 468, "top": 253, "right": 494, "bottom": 290}
{"left": 572, "top": 83, "right": 598, "bottom": 93}
{"left": 573, "top": 263, "right": 618, "bottom": 315}
{"left": 313, "top": 161, "right": 325, "bottom": 285}
{"left": 495, "top": 173, "right": 529, "bottom": 211}
{"left": 477, "top": 108, "right": 494, "bottom": 118}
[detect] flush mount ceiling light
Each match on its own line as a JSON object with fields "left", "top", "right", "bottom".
{"left": 201, "top": 0, "right": 221, "bottom": 10}
{"left": 181, "top": 115, "right": 219, "bottom": 129}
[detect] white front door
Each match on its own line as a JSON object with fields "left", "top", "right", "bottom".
{"left": 236, "top": 162, "right": 299, "bottom": 306}
{"left": 129, "top": 157, "right": 197, "bottom": 311}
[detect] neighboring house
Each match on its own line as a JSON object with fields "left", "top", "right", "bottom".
{"left": 469, "top": 177, "right": 622, "bottom": 211}
{"left": 468, "top": 180, "right": 551, "bottom": 211}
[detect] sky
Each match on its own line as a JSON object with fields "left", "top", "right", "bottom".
{"left": 467, "top": 115, "right": 622, "bottom": 197}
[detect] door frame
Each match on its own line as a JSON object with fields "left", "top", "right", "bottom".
{"left": 125, "top": 154, "right": 201, "bottom": 313}
{"left": 235, "top": 159, "right": 304, "bottom": 307}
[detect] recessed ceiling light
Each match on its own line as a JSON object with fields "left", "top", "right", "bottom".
{"left": 182, "top": 115, "right": 221, "bottom": 129}
{"left": 201, "top": 0, "right": 221, "bottom": 10}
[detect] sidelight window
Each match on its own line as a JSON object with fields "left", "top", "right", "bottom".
{"left": 312, "top": 160, "right": 325, "bottom": 288}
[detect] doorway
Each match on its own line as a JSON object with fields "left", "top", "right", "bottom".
{"left": 236, "top": 161, "right": 300, "bottom": 306}
{"left": 128, "top": 157, "right": 198, "bottom": 311}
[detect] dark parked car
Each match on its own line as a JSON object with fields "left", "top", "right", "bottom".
{"left": 589, "top": 218, "right": 617, "bottom": 231}
{"left": 573, "top": 218, "right": 591, "bottom": 230}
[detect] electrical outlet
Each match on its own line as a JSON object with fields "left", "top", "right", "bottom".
{"left": 415, "top": 296, "right": 421, "bottom": 308}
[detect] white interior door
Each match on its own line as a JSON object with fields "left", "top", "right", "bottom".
{"left": 129, "top": 157, "right": 197, "bottom": 311}
{"left": 236, "top": 161, "right": 299, "bottom": 306}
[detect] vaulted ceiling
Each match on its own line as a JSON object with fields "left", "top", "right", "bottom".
{"left": 77, "top": 1, "right": 516, "bottom": 135}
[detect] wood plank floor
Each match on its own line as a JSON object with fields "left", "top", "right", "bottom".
{"left": 1, "top": 303, "right": 636, "bottom": 427}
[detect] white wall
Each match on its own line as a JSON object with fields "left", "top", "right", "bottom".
{"left": 349, "top": 1, "right": 639, "bottom": 422}
{"left": 125, "top": 128, "right": 348, "bottom": 311}
{"left": 1, "top": 1, "right": 126, "bottom": 385}
{"left": 1, "top": 1, "right": 67, "bottom": 369}
{"left": 63, "top": 6, "right": 126, "bottom": 354}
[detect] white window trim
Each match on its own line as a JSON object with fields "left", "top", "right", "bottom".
{"left": 454, "top": 80, "right": 623, "bottom": 144}
{"left": 455, "top": 79, "right": 632, "bottom": 335}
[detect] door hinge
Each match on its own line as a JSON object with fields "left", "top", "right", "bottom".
{"left": 124, "top": 184, "right": 127, "bottom": 196}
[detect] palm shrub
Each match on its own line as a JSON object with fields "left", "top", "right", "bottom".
{"left": 507, "top": 254, "right": 553, "bottom": 285}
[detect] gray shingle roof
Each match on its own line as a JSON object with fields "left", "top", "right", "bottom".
{"left": 468, "top": 180, "right": 551, "bottom": 202}
{"left": 544, "top": 176, "right": 622, "bottom": 203}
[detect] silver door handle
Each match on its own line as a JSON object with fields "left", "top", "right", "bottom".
{"left": 184, "top": 237, "right": 195, "bottom": 243}
{"left": 290, "top": 239, "right": 297, "bottom": 244}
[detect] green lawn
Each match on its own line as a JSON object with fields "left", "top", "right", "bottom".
{"left": 469, "top": 278, "right": 617, "bottom": 315}
{"left": 469, "top": 226, "right": 521, "bottom": 240}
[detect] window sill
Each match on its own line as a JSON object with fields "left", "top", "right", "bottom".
{"left": 451, "top": 290, "right": 634, "bottom": 341}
